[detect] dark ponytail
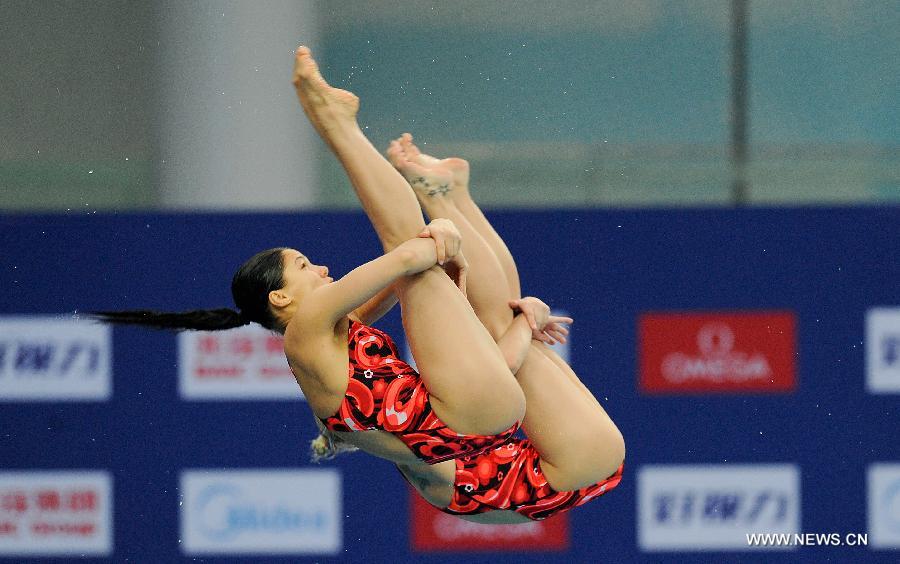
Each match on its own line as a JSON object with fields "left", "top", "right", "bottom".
{"left": 92, "top": 247, "right": 289, "bottom": 332}
{"left": 91, "top": 308, "right": 249, "bottom": 331}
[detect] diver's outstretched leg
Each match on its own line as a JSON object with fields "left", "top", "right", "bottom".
{"left": 390, "top": 135, "right": 624, "bottom": 489}
{"left": 292, "top": 48, "right": 525, "bottom": 435}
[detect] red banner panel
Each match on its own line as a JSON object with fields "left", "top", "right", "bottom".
{"left": 639, "top": 311, "right": 796, "bottom": 394}
{"left": 410, "top": 489, "right": 568, "bottom": 552}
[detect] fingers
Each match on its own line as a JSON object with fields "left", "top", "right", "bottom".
{"left": 448, "top": 253, "right": 468, "bottom": 295}
{"left": 509, "top": 298, "right": 539, "bottom": 330}
{"left": 533, "top": 330, "right": 556, "bottom": 345}
{"left": 448, "top": 231, "right": 461, "bottom": 258}
{"left": 534, "top": 328, "right": 565, "bottom": 346}
{"left": 544, "top": 323, "right": 569, "bottom": 337}
{"left": 458, "top": 262, "right": 468, "bottom": 295}
{"left": 508, "top": 297, "right": 572, "bottom": 344}
{"left": 541, "top": 321, "right": 570, "bottom": 345}
{"left": 431, "top": 232, "right": 446, "bottom": 265}
{"left": 523, "top": 309, "right": 538, "bottom": 331}
{"left": 424, "top": 219, "right": 463, "bottom": 266}
{"left": 545, "top": 328, "right": 567, "bottom": 344}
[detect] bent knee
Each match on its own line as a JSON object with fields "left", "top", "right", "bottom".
{"left": 587, "top": 423, "right": 625, "bottom": 477}
{"left": 596, "top": 428, "right": 626, "bottom": 478}
{"left": 545, "top": 425, "right": 625, "bottom": 492}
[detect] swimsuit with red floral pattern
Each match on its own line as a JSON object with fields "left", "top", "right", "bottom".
{"left": 443, "top": 438, "right": 624, "bottom": 521}
{"left": 317, "top": 320, "right": 520, "bottom": 465}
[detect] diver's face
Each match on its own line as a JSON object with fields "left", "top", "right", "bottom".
{"left": 278, "top": 249, "right": 332, "bottom": 301}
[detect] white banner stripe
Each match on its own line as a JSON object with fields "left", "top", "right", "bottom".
{"left": 179, "top": 469, "right": 341, "bottom": 555}
{"left": 637, "top": 464, "right": 801, "bottom": 551}
{"left": 0, "top": 471, "right": 113, "bottom": 556}
{"left": 0, "top": 316, "right": 111, "bottom": 401}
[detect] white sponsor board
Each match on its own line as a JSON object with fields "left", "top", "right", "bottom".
{"left": 867, "top": 308, "right": 900, "bottom": 394}
{"left": 180, "top": 469, "right": 341, "bottom": 555}
{"left": 403, "top": 309, "right": 571, "bottom": 370}
{"left": 868, "top": 463, "right": 900, "bottom": 548}
{"left": 0, "top": 471, "right": 112, "bottom": 556}
{"left": 638, "top": 464, "right": 800, "bottom": 551}
{"left": 0, "top": 316, "right": 111, "bottom": 401}
{"left": 178, "top": 325, "right": 304, "bottom": 400}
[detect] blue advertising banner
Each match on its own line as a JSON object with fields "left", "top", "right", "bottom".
{"left": 1, "top": 207, "right": 898, "bottom": 562}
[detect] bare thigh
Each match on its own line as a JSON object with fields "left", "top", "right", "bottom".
{"left": 454, "top": 196, "right": 522, "bottom": 300}
{"left": 419, "top": 191, "right": 624, "bottom": 489}
{"left": 514, "top": 346, "right": 625, "bottom": 492}
{"left": 533, "top": 341, "right": 606, "bottom": 410}
{"left": 414, "top": 197, "right": 514, "bottom": 339}
{"left": 396, "top": 266, "right": 525, "bottom": 435}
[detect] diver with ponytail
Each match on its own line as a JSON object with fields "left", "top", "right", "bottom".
{"left": 93, "top": 247, "right": 366, "bottom": 462}
{"left": 96, "top": 46, "right": 624, "bottom": 525}
{"left": 94, "top": 47, "right": 528, "bottom": 482}
{"left": 92, "top": 308, "right": 250, "bottom": 331}
{"left": 93, "top": 248, "right": 285, "bottom": 332}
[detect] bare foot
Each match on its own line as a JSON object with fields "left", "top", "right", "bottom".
{"left": 291, "top": 46, "right": 360, "bottom": 136}
{"left": 398, "top": 133, "right": 471, "bottom": 198}
{"left": 386, "top": 134, "right": 454, "bottom": 199}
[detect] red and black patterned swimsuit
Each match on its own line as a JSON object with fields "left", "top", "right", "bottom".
{"left": 441, "top": 438, "right": 624, "bottom": 521}
{"left": 318, "top": 320, "right": 520, "bottom": 465}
